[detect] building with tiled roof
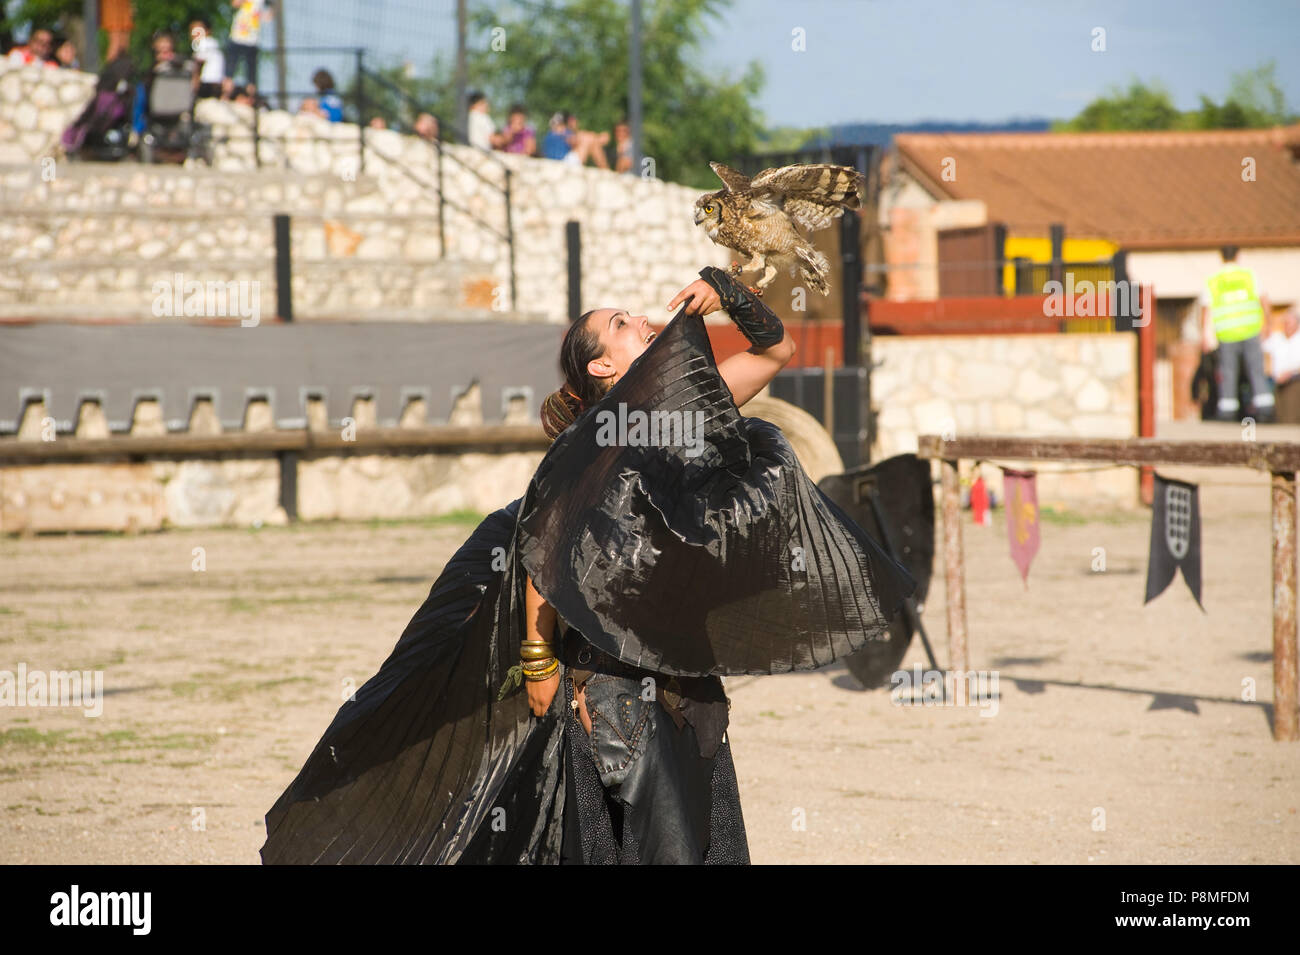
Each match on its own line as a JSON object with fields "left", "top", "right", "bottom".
{"left": 892, "top": 125, "right": 1300, "bottom": 249}
{"left": 879, "top": 123, "right": 1300, "bottom": 330}
{"left": 876, "top": 123, "right": 1300, "bottom": 422}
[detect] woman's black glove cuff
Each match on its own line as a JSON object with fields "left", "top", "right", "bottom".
{"left": 698, "top": 266, "right": 786, "bottom": 348}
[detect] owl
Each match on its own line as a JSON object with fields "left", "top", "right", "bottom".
{"left": 693, "top": 161, "right": 865, "bottom": 295}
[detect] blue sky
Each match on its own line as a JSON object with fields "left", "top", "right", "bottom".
{"left": 283, "top": 0, "right": 1300, "bottom": 127}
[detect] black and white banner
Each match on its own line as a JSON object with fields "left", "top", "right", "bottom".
{"left": 1144, "top": 473, "right": 1204, "bottom": 611}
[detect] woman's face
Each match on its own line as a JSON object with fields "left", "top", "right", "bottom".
{"left": 584, "top": 308, "right": 657, "bottom": 388}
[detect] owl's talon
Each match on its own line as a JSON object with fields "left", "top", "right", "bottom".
{"left": 748, "top": 285, "right": 763, "bottom": 297}
{"left": 729, "top": 262, "right": 743, "bottom": 276}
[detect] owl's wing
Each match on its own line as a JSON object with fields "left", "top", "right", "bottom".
{"left": 744, "top": 196, "right": 783, "bottom": 220}
{"left": 709, "top": 161, "right": 752, "bottom": 192}
{"left": 749, "top": 164, "right": 865, "bottom": 231}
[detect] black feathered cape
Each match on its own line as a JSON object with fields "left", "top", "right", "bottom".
{"left": 260, "top": 306, "right": 915, "bottom": 864}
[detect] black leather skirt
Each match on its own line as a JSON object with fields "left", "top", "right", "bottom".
{"left": 557, "top": 629, "right": 750, "bottom": 864}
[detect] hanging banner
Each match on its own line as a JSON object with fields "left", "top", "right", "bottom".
{"left": 1144, "top": 473, "right": 1205, "bottom": 611}
{"left": 970, "top": 472, "right": 991, "bottom": 527}
{"left": 1001, "top": 467, "right": 1039, "bottom": 586}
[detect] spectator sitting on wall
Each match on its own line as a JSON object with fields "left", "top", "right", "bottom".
{"left": 497, "top": 103, "right": 536, "bottom": 155}
{"left": 467, "top": 91, "right": 496, "bottom": 150}
{"left": 54, "top": 36, "right": 78, "bottom": 69}
{"left": 148, "top": 33, "right": 196, "bottom": 89}
{"left": 540, "top": 111, "right": 608, "bottom": 167}
{"left": 236, "top": 83, "right": 265, "bottom": 108}
{"left": 413, "top": 112, "right": 439, "bottom": 142}
{"left": 312, "top": 69, "right": 344, "bottom": 122}
{"left": 190, "top": 20, "right": 224, "bottom": 98}
{"left": 298, "top": 96, "right": 322, "bottom": 117}
{"left": 368, "top": 116, "right": 387, "bottom": 130}
{"left": 541, "top": 112, "right": 572, "bottom": 160}
{"left": 414, "top": 112, "right": 439, "bottom": 142}
{"left": 7, "top": 28, "right": 57, "bottom": 67}
{"left": 1263, "top": 308, "right": 1300, "bottom": 424}
{"left": 219, "top": 76, "right": 261, "bottom": 108}
{"left": 226, "top": 0, "right": 272, "bottom": 88}
{"left": 609, "top": 119, "right": 633, "bottom": 173}
{"left": 564, "top": 112, "right": 609, "bottom": 168}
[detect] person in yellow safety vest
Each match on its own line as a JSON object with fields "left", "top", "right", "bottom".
{"left": 1200, "top": 245, "right": 1274, "bottom": 423}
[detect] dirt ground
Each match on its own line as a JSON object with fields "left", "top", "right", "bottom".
{"left": 2, "top": 420, "right": 1298, "bottom": 864}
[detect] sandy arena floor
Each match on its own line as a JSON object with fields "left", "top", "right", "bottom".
{"left": 2, "top": 423, "right": 1297, "bottom": 864}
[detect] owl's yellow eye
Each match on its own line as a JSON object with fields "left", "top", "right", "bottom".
{"left": 704, "top": 204, "right": 714, "bottom": 213}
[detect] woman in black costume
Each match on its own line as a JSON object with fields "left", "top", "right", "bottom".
{"left": 260, "top": 266, "right": 915, "bottom": 865}
{"left": 526, "top": 267, "right": 797, "bottom": 863}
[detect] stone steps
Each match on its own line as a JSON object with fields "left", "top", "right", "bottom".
{"left": 0, "top": 256, "right": 527, "bottom": 321}
{"left": 0, "top": 159, "right": 532, "bottom": 321}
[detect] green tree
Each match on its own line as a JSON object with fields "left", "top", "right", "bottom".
{"left": 1, "top": 0, "right": 82, "bottom": 48}
{"left": 1060, "top": 62, "right": 1296, "bottom": 132}
{"left": 1057, "top": 79, "right": 1181, "bottom": 131}
{"left": 1191, "top": 60, "right": 1292, "bottom": 128}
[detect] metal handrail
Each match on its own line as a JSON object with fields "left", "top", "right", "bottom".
{"left": 190, "top": 71, "right": 518, "bottom": 309}
{"left": 355, "top": 65, "right": 516, "bottom": 311}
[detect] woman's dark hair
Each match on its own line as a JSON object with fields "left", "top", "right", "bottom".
{"left": 312, "top": 69, "right": 335, "bottom": 92}
{"left": 540, "top": 310, "right": 610, "bottom": 441}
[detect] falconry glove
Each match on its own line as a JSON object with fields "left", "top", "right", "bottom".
{"left": 698, "top": 265, "right": 786, "bottom": 348}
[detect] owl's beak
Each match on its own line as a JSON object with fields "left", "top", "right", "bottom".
{"left": 693, "top": 208, "right": 704, "bottom": 225}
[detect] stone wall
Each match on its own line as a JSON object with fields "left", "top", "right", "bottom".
{"left": 0, "top": 62, "right": 95, "bottom": 161}
{"left": 0, "top": 392, "right": 547, "bottom": 532}
{"left": 0, "top": 452, "right": 547, "bottom": 532}
{"left": 872, "top": 333, "right": 1139, "bottom": 509}
{"left": 0, "top": 61, "right": 729, "bottom": 322}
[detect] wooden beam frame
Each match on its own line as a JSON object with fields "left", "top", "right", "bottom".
{"left": 0, "top": 425, "right": 551, "bottom": 462}
{"left": 917, "top": 433, "right": 1300, "bottom": 743}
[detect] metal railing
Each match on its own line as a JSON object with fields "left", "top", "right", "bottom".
{"left": 201, "top": 46, "right": 517, "bottom": 310}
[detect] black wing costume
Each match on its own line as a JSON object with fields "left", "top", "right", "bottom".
{"left": 261, "top": 306, "right": 916, "bottom": 864}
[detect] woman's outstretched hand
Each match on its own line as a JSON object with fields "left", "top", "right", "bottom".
{"left": 668, "top": 279, "right": 722, "bottom": 316}
{"left": 526, "top": 671, "right": 561, "bottom": 716}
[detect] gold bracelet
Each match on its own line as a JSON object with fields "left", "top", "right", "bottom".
{"left": 523, "top": 660, "right": 559, "bottom": 681}
{"left": 521, "top": 658, "right": 557, "bottom": 672}
{"left": 519, "top": 643, "right": 555, "bottom": 661}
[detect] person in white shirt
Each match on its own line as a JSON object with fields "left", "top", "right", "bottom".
{"left": 1263, "top": 308, "right": 1300, "bottom": 424}
{"left": 467, "top": 91, "right": 498, "bottom": 150}
{"left": 190, "top": 20, "right": 225, "bottom": 98}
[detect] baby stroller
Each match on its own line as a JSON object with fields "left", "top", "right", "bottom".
{"left": 60, "top": 53, "right": 135, "bottom": 160}
{"left": 139, "top": 71, "right": 212, "bottom": 164}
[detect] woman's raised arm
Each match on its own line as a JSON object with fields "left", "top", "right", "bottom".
{"left": 668, "top": 271, "right": 797, "bottom": 408}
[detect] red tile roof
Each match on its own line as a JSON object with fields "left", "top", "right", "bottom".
{"left": 893, "top": 124, "right": 1300, "bottom": 249}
